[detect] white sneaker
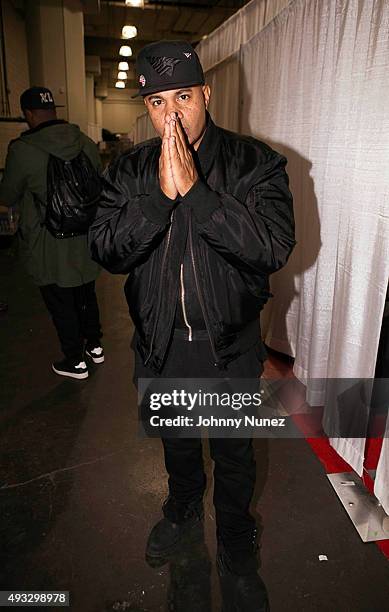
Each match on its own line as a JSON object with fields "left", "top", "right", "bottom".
{"left": 52, "top": 359, "right": 89, "bottom": 379}
{"left": 85, "top": 344, "right": 105, "bottom": 364}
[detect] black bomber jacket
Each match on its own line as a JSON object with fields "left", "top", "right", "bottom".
{"left": 89, "top": 116, "right": 296, "bottom": 373}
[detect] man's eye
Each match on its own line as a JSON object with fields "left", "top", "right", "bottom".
{"left": 152, "top": 100, "right": 162, "bottom": 107}
{"left": 179, "top": 94, "right": 189, "bottom": 101}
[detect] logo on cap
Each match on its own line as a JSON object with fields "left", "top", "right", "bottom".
{"left": 183, "top": 52, "right": 192, "bottom": 59}
{"left": 139, "top": 74, "right": 146, "bottom": 87}
{"left": 40, "top": 92, "right": 54, "bottom": 104}
{"left": 147, "top": 56, "right": 181, "bottom": 77}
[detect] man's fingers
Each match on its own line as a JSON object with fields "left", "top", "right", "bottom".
{"left": 166, "top": 113, "right": 187, "bottom": 150}
{"left": 169, "top": 135, "right": 179, "bottom": 158}
{"left": 160, "top": 136, "right": 173, "bottom": 179}
{"left": 160, "top": 137, "right": 167, "bottom": 164}
{"left": 161, "top": 118, "right": 171, "bottom": 163}
{"left": 171, "top": 121, "right": 186, "bottom": 160}
{"left": 169, "top": 118, "right": 176, "bottom": 139}
{"left": 174, "top": 117, "right": 188, "bottom": 149}
{"left": 160, "top": 126, "right": 178, "bottom": 199}
{"left": 169, "top": 135, "right": 182, "bottom": 178}
{"left": 163, "top": 117, "right": 171, "bottom": 138}
{"left": 162, "top": 134, "right": 170, "bottom": 152}
{"left": 169, "top": 113, "right": 188, "bottom": 149}
{"left": 168, "top": 135, "right": 181, "bottom": 187}
{"left": 161, "top": 130, "right": 171, "bottom": 167}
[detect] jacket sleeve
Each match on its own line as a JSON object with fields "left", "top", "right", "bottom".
{"left": 88, "top": 155, "right": 176, "bottom": 274}
{"left": 183, "top": 152, "right": 296, "bottom": 275}
{"left": 0, "top": 141, "right": 27, "bottom": 207}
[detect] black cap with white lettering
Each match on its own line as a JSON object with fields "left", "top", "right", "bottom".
{"left": 20, "top": 87, "right": 57, "bottom": 111}
{"left": 134, "top": 40, "right": 205, "bottom": 97}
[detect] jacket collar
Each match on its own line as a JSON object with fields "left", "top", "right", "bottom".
{"left": 23, "top": 119, "right": 67, "bottom": 136}
{"left": 195, "top": 112, "right": 220, "bottom": 177}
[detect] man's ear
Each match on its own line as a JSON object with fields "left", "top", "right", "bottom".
{"left": 24, "top": 109, "right": 32, "bottom": 125}
{"left": 202, "top": 84, "right": 211, "bottom": 109}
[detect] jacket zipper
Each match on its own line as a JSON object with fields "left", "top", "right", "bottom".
{"left": 180, "top": 263, "right": 193, "bottom": 341}
{"left": 188, "top": 212, "right": 219, "bottom": 366}
{"left": 144, "top": 211, "right": 174, "bottom": 365}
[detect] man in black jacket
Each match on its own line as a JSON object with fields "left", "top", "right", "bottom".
{"left": 89, "top": 40, "right": 295, "bottom": 611}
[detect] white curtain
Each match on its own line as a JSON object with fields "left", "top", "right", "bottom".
{"left": 239, "top": 0, "right": 389, "bottom": 479}
{"left": 207, "top": 53, "right": 240, "bottom": 132}
{"left": 196, "top": 0, "right": 292, "bottom": 73}
{"left": 133, "top": 111, "right": 157, "bottom": 145}
{"left": 200, "top": 0, "right": 389, "bottom": 498}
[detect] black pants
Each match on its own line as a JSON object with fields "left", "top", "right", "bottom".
{"left": 40, "top": 281, "right": 102, "bottom": 362}
{"left": 134, "top": 330, "right": 264, "bottom": 557}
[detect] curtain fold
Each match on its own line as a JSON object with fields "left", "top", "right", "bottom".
{"left": 196, "top": 0, "right": 292, "bottom": 73}
{"left": 206, "top": 53, "right": 240, "bottom": 132}
{"left": 238, "top": 0, "right": 389, "bottom": 479}
{"left": 132, "top": 111, "right": 156, "bottom": 145}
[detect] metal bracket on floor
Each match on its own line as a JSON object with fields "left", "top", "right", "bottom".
{"left": 327, "top": 472, "right": 389, "bottom": 542}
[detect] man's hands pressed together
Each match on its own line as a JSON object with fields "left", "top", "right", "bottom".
{"left": 159, "top": 116, "right": 178, "bottom": 200}
{"left": 159, "top": 112, "right": 198, "bottom": 200}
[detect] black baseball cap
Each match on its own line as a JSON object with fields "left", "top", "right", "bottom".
{"left": 20, "top": 87, "right": 60, "bottom": 111}
{"left": 134, "top": 40, "right": 205, "bottom": 98}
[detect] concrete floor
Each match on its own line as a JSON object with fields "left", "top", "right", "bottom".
{"left": 1, "top": 242, "right": 389, "bottom": 612}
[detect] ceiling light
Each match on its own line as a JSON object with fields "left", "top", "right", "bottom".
{"left": 125, "top": 0, "right": 144, "bottom": 7}
{"left": 118, "top": 71, "right": 127, "bottom": 80}
{"left": 122, "top": 25, "right": 137, "bottom": 39}
{"left": 119, "top": 45, "right": 132, "bottom": 57}
{"left": 118, "top": 61, "right": 129, "bottom": 71}
{"left": 115, "top": 81, "right": 125, "bottom": 89}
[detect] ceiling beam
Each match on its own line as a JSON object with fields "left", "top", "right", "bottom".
{"left": 100, "top": 1, "right": 237, "bottom": 13}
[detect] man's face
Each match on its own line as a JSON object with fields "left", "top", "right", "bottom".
{"left": 144, "top": 85, "right": 210, "bottom": 148}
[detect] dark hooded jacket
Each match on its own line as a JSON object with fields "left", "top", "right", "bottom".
{"left": 0, "top": 120, "right": 101, "bottom": 287}
{"left": 89, "top": 116, "right": 296, "bottom": 372}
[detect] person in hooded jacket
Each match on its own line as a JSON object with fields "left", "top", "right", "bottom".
{"left": 0, "top": 87, "right": 104, "bottom": 379}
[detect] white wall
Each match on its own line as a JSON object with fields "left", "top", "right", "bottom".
{"left": 95, "top": 98, "right": 103, "bottom": 127}
{"left": 2, "top": 0, "right": 30, "bottom": 117}
{"left": 63, "top": 0, "right": 87, "bottom": 132}
{"left": 102, "top": 88, "right": 145, "bottom": 135}
{"left": 0, "top": 122, "right": 27, "bottom": 170}
{"left": 25, "top": 0, "right": 67, "bottom": 118}
{"left": 24, "top": 0, "right": 87, "bottom": 130}
{"left": 0, "top": 0, "right": 29, "bottom": 168}
{"left": 86, "top": 74, "right": 101, "bottom": 142}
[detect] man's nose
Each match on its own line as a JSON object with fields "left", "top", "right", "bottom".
{"left": 164, "top": 107, "right": 183, "bottom": 121}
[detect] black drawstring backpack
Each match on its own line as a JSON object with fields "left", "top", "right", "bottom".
{"left": 43, "top": 151, "right": 102, "bottom": 239}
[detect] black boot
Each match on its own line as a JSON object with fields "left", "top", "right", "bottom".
{"left": 146, "top": 497, "right": 204, "bottom": 567}
{"left": 217, "top": 545, "right": 270, "bottom": 612}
